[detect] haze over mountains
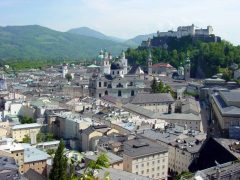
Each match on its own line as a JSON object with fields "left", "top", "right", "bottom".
{"left": 0, "top": 25, "right": 155, "bottom": 60}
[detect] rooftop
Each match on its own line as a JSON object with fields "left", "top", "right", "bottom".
{"left": 12, "top": 123, "right": 41, "bottom": 130}
{"left": 220, "top": 91, "right": 240, "bottom": 108}
{"left": 123, "top": 138, "right": 168, "bottom": 158}
{"left": 23, "top": 145, "right": 50, "bottom": 163}
{"left": 131, "top": 93, "right": 174, "bottom": 104}
{"left": 212, "top": 93, "right": 240, "bottom": 117}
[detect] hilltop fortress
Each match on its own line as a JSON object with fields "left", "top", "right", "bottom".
{"left": 157, "top": 24, "right": 213, "bottom": 38}
{"left": 141, "top": 24, "right": 221, "bottom": 47}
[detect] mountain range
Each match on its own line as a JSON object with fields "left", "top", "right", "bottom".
{"left": 0, "top": 25, "right": 155, "bottom": 60}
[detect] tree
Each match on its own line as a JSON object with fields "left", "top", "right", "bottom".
{"left": 65, "top": 73, "right": 72, "bottom": 82}
{"left": 80, "top": 153, "right": 110, "bottom": 180}
{"left": 49, "top": 140, "right": 67, "bottom": 180}
{"left": 19, "top": 116, "right": 34, "bottom": 124}
{"left": 37, "top": 132, "right": 54, "bottom": 143}
{"left": 151, "top": 78, "right": 158, "bottom": 93}
{"left": 22, "top": 135, "right": 31, "bottom": 143}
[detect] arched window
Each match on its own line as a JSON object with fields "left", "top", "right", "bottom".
{"left": 105, "top": 91, "right": 108, "bottom": 95}
{"left": 118, "top": 90, "right": 122, "bottom": 97}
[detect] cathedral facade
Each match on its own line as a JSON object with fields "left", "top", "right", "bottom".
{"left": 89, "top": 51, "right": 149, "bottom": 98}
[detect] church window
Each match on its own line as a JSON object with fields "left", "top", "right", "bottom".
{"left": 118, "top": 90, "right": 122, "bottom": 97}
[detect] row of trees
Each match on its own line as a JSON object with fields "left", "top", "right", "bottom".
{"left": 50, "top": 140, "right": 110, "bottom": 180}
{"left": 125, "top": 36, "right": 240, "bottom": 79}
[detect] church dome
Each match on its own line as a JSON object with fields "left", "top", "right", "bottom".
{"left": 111, "top": 62, "right": 124, "bottom": 70}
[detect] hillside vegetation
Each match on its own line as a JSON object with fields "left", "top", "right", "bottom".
{"left": 125, "top": 36, "right": 240, "bottom": 78}
{"left": 0, "top": 25, "right": 129, "bottom": 60}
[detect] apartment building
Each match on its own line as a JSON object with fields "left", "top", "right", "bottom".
{"left": 0, "top": 138, "right": 50, "bottom": 176}
{"left": 211, "top": 90, "right": 240, "bottom": 137}
{"left": 11, "top": 123, "right": 41, "bottom": 144}
{"left": 123, "top": 138, "right": 168, "bottom": 180}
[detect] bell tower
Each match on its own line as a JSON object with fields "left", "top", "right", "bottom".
{"left": 184, "top": 57, "right": 191, "bottom": 80}
{"left": 147, "top": 50, "right": 153, "bottom": 75}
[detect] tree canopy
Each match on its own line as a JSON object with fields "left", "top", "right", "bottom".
{"left": 49, "top": 140, "right": 67, "bottom": 180}
{"left": 126, "top": 37, "right": 240, "bottom": 78}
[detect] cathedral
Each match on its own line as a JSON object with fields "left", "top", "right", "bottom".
{"left": 89, "top": 50, "right": 149, "bottom": 98}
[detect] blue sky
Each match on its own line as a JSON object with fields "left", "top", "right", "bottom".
{"left": 0, "top": 0, "right": 239, "bottom": 44}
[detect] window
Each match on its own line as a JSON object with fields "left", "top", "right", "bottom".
{"left": 152, "top": 168, "right": 154, "bottom": 171}
{"left": 117, "top": 71, "right": 119, "bottom": 74}
{"left": 136, "top": 165, "right": 138, "bottom": 168}
{"left": 142, "top": 163, "right": 144, "bottom": 167}
{"left": 131, "top": 90, "right": 134, "bottom": 96}
{"left": 141, "top": 170, "right": 144, "bottom": 174}
{"left": 118, "top": 90, "right": 122, "bottom": 97}
{"left": 158, "top": 160, "right": 160, "bottom": 163}
{"left": 162, "top": 165, "right": 165, "bottom": 169}
{"left": 147, "top": 162, "right": 149, "bottom": 166}
{"left": 147, "top": 169, "right": 149, "bottom": 173}
{"left": 105, "top": 91, "right": 108, "bottom": 95}
{"left": 99, "top": 94, "right": 101, "bottom": 98}
{"left": 152, "top": 161, "right": 154, "bottom": 165}
{"left": 99, "top": 82, "right": 101, "bottom": 87}
{"left": 104, "top": 82, "right": 107, "bottom": 87}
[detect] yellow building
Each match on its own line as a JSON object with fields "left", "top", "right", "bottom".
{"left": 11, "top": 123, "right": 41, "bottom": 144}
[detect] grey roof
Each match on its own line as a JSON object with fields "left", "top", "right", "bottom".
{"left": 131, "top": 93, "right": 174, "bottom": 104}
{"left": 0, "top": 156, "right": 18, "bottom": 171}
{"left": 212, "top": 94, "right": 240, "bottom": 117}
{"left": 23, "top": 169, "right": 46, "bottom": 180}
{"left": 193, "top": 161, "right": 240, "bottom": 180}
{"left": 139, "top": 128, "right": 205, "bottom": 154}
{"left": 123, "top": 103, "right": 157, "bottom": 118}
{"left": 157, "top": 113, "right": 201, "bottom": 121}
{"left": 123, "top": 138, "right": 167, "bottom": 158}
{"left": 220, "top": 91, "right": 240, "bottom": 108}
{"left": 24, "top": 147, "right": 50, "bottom": 163}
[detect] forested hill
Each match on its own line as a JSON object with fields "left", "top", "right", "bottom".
{"left": 0, "top": 25, "right": 129, "bottom": 60}
{"left": 125, "top": 36, "right": 240, "bottom": 78}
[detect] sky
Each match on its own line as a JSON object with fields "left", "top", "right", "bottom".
{"left": 0, "top": 0, "right": 239, "bottom": 44}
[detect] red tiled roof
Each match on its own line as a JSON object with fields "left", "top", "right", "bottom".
{"left": 152, "top": 63, "right": 173, "bottom": 68}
